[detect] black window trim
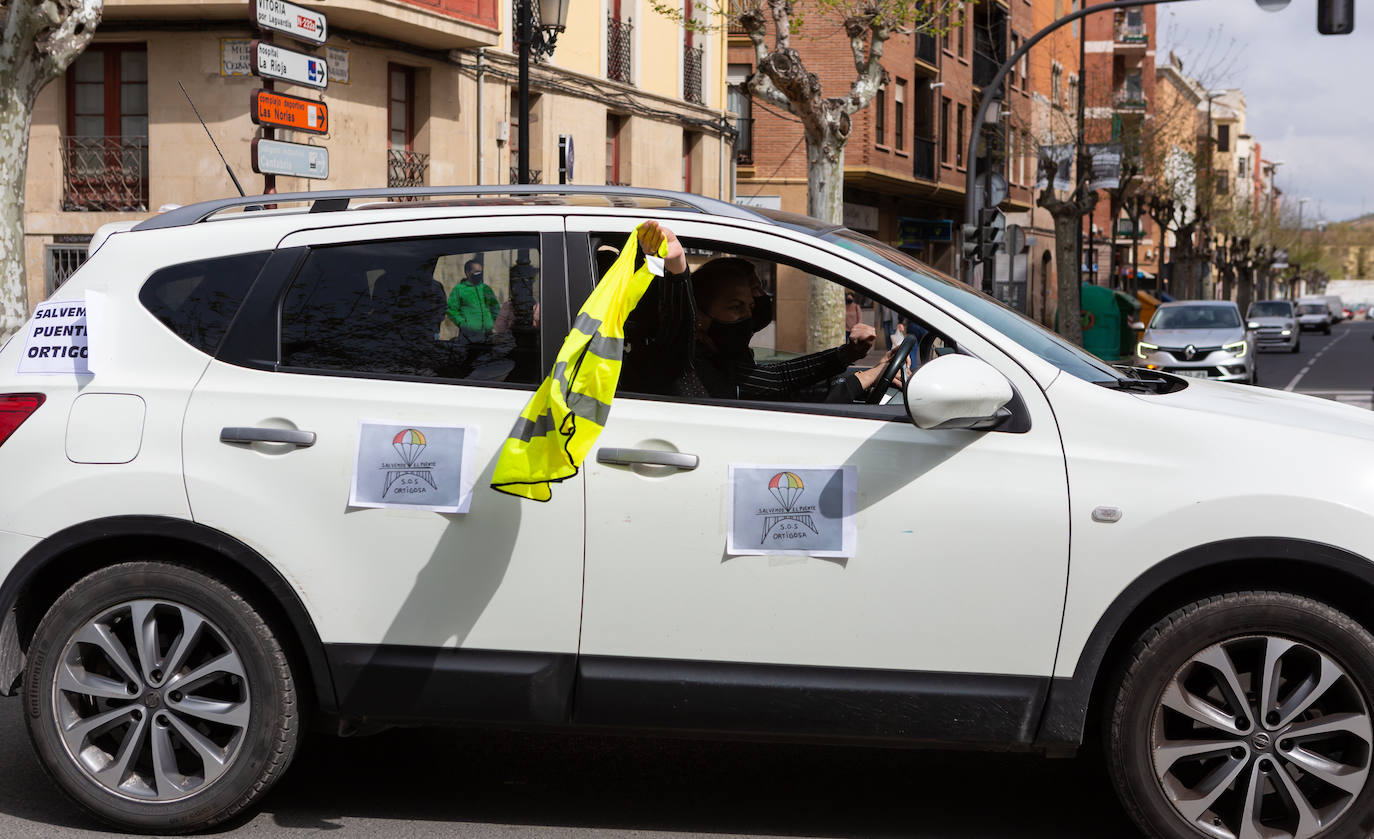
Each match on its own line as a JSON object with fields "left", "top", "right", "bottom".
{"left": 138, "top": 249, "right": 274, "bottom": 357}
{"left": 216, "top": 232, "right": 568, "bottom": 387}
{"left": 566, "top": 230, "right": 1031, "bottom": 432}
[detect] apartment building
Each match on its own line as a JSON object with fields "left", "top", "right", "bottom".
{"left": 1080, "top": 0, "right": 1162, "bottom": 290}
{"left": 728, "top": 1, "right": 1036, "bottom": 300}
{"left": 20, "top": 0, "right": 731, "bottom": 309}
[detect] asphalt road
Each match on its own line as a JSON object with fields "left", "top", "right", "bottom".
{"left": 1256, "top": 316, "right": 1374, "bottom": 405}
{"left": 0, "top": 694, "right": 1137, "bottom": 838}
{"left": 7, "top": 320, "right": 1373, "bottom": 839}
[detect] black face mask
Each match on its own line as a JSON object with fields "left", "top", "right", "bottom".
{"left": 750, "top": 294, "right": 774, "bottom": 334}
{"left": 707, "top": 316, "right": 754, "bottom": 356}
{"left": 468, "top": 272, "right": 484, "bottom": 283}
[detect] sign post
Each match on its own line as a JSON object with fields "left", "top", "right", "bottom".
{"left": 248, "top": 0, "right": 328, "bottom": 193}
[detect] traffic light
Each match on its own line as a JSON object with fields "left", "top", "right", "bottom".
{"left": 980, "top": 208, "right": 1005, "bottom": 261}
{"left": 1254, "top": 0, "right": 1353, "bottom": 34}
{"left": 961, "top": 222, "right": 984, "bottom": 262}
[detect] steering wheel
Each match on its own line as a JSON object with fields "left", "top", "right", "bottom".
{"left": 866, "top": 334, "right": 920, "bottom": 404}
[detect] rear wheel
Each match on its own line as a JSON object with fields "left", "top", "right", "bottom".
{"left": 1107, "top": 592, "right": 1374, "bottom": 839}
{"left": 23, "top": 561, "right": 299, "bottom": 834}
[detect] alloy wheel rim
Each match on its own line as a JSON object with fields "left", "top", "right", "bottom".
{"left": 1151, "top": 634, "right": 1372, "bottom": 838}
{"left": 51, "top": 599, "right": 251, "bottom": 802}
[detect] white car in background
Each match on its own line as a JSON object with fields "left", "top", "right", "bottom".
{"left": 1135, "top": 300, "right": 1257, "bottom": 384}
{"left": 4, "top": 186, "right": 1374, "bottom": 839}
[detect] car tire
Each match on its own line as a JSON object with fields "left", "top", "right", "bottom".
{"left": 1106, "top": 591, "right": 1374, "bottom": 839}
{"left": 1291, "top": 341, "right": 1301, "bottom": 353}
{"left": 23, "top": 561, "right": 299, "bottom": 834}
{"left": 1324, "top": 325, "right": 1332, "bottom": 335}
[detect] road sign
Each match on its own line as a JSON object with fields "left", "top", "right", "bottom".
{"left": 252, "top": 41, "right": 328, "bottom": 89}
{"left": 252, "top": 89, "right": 329, "bottom": 135}
{"left": 252, "top": 0, "right": 327, "bottom": 46}
{"left": 252, "top": 138, "right": 329, "bottom": 180}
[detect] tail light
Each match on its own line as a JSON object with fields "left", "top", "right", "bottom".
{"left": 0, "top": 394, "right": 45, "bottom": 447}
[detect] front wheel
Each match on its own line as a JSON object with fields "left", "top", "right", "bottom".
{"left": 1107, "top": 591, "right": 1374, "bottom": 839}
{"left": 23, "top": 561, "right": 300, "bottom": 834}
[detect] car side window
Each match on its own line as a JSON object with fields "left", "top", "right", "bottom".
{"left": 279, "top": 235, "right": 542, "bottom": 385}
{"left": 139, "top": 251, "right": 270, "bottom": 355}
{"left": 589, "top": 233, "right": 950, "bottom": 413}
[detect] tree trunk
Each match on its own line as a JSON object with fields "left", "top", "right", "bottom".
{"left": 804, "top": 130, "right": 845, "bottom": 353}
{"left": 0, "top": 63, "right": 39, "bottom": 339}
{"left": 1236, "top": 264, "right": 1253, "bottom": 317}
{"left": 1053, "top": 210, "right": 1083, "bottom": 346}
{"left": 0, "top": 0, "right": 105, "bottom": 340}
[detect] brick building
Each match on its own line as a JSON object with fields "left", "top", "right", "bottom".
{"left": 1080, "top": 0, "right": 1163, "bottom": 292}
{"left": 728, "top": 1, "right": 1037, "bottom": 305}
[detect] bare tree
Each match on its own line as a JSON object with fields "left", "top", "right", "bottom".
{"left": 657, "top": 0, "right": 958, "bottom": 350}
{"left": 1, "top": 0, "right": 103, "bottom": 339}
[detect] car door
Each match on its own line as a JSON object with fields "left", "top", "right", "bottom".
{"left": 181, "top": 215, "right": 582, "bottom": 723}
{"left": 567, "top": 216, "right": 1070, "bottom": 745}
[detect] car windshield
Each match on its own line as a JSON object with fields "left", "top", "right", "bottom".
{"left": 826, "top": 229, "right": 1127, "bottom": 384}
{"left": 1248, "top": 302, "right": 1292, "bottom": 318}
{"left": 1149, "top": 306, "right": 1242, "bottom": 330}
{"left": 1299, "top": 304, "right": 1327, "bottom": 315}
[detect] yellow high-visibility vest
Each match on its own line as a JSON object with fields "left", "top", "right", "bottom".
{"left": 491, "top": 227, "right": 664, "bottom": 501}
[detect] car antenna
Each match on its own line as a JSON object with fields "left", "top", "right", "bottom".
{"left": 178, "top": 80, "right": 246, "bottom": 198}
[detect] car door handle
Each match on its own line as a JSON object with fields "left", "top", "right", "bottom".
{"left": 220, "top": 427, "right": 317, "bottom": 448}
{"left": 596, "top": 447, "right": 698, "bottom": 471}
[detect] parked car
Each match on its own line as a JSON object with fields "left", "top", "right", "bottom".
{"left": 1246, "top": 299, "right": 1301, "bottom": 353}
{"left": 1297, "top": 300, "right": 1334, "bottom": 334}
{"left": 7, "top": 186, "right": 1374, "bottom": 839}
{"left": 1136, "top": 300, "right": 1257, "bottom": 383}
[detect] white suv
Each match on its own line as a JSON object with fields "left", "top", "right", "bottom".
{"left": 4, "top": 187, "right": 1374, "bottom": 839}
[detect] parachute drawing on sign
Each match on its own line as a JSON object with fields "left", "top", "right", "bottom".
{"left": 768, "top": 471, "right": 805, "bottom": 511}
{"left": 392, "top": 428, "right": 428, "bottom": 467}
{"left": 763, "top": 471, "right": 818, "bottom": 540}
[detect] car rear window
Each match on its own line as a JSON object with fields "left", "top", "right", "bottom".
{"left": 139, "top": 252, "right": 270, "bottom": 355}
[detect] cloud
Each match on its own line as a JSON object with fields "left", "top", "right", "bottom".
{"left": 1159, "top": 0, "right": 1370, "bottom": 220}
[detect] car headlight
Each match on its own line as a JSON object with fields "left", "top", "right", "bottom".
{"left": 1224, "top": 339, "right": 1247, "bottom": 358}
{"left": 1281, "top": 329, "right": 1292, "bottom": 336}
{"left": 1136, "top": 341, "right": 1158, "bottom": 360}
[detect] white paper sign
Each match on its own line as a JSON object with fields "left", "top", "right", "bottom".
{"left": 17, "top": 299, "right": 92, "bottom": 375}
{"left": 727, "top": 465, "right": 857, "bottom": 558}
{"left": 349, "top": 421, "right": 478, "bottom": 513}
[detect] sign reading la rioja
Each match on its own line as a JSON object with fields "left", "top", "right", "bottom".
{"left": 252, "top": 0, "right": 326, "bottom": 46}
{"left": 252, "top": 41, "right": 328, "bottom": 89}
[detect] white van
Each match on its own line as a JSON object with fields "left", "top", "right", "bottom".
{"left": 1300, "top": 295, "right": 1344, "bottom": 324}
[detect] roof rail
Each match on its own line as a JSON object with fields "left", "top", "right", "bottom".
{"left": 132, "top": 185, "right": 766, "bottom": 231}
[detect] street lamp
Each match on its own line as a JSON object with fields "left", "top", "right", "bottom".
{"left": 516, "top": 0, "right": 570, "bottom": 185}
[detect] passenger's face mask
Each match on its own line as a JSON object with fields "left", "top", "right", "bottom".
{"left": 707, "top": 315, "right": 754, "bottom": 356}
{"left": 750, "top": 294, "right": 774, "bottom": 333}
{"left": 468, "top": 271, "right": 484, "bottom": 283}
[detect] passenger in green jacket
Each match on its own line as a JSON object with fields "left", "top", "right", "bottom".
{"left": 447, "top": 260, "right": 500, "bottom": 338}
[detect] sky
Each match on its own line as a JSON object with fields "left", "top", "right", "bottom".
{"left": 1158, "top": 0, "right": 1370, "bottom": 223}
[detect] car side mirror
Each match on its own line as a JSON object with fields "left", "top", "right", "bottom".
{"left": 903, "top": 354, "right": 1014, "bottom": 431}
{"left": 1130, "top": 321, "right": 1145, "bottom": 331}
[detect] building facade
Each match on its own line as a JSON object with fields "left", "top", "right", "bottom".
{"left": 21, "top": 0, "right": 732, "bottom": 309}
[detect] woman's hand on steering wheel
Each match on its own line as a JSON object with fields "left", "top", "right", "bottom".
{"left": 858, "top": 334, "right": 920, "bottom": 404}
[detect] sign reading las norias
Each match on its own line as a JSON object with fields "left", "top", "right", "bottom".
{"left": 251, "top": 89, "right": 328, "bottom": 135}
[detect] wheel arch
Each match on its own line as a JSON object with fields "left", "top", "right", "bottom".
{"left": 1036, "top": 537, "right": 1374, "bottom": 750}
{"left": 0, "top": 515, "right": 337, "bottom": 712}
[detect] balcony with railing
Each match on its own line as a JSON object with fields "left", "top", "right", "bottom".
{"left": 387, "top": 149, "right": 429, "bottom": 188}
{"left": 607, "top": 16, "right": 633, "bottom": 84}
{"left": 913, "top": 136, "right": 936, "bottom": 181}
{"left": 62, "top": 136, "right": 148, "bottom": 212}
{"left": 684, "top": 44, "right": 704, "bottom": 104}
{"left": 1113, "top": 88, "right": 1147, "bottom": 110}
{"left": 509, "top": 167, "right": 543, "bottom": 184}
{"left": 1114, "top": 11, "right": 1148, "bottom": 46}
{"left": 915, "top": 32, "right": 937, "bottom": 69}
